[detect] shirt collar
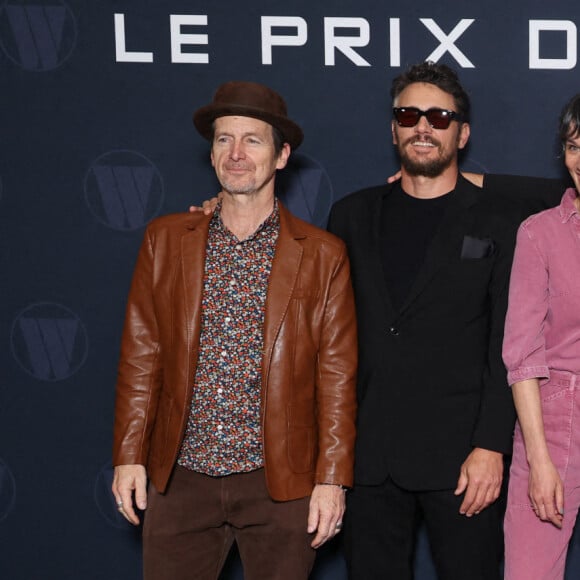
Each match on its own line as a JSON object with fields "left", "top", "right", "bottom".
{"left": 559, "top": 187, "right": 580, "bottom": 223}
{"left": 211, "top": 198, "right": 280, "bottom": 241}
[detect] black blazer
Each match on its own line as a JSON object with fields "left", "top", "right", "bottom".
{"left": 328, "top": 175, "right": 547, "bottom": 490}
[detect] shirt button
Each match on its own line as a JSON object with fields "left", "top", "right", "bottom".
{"left": 389, "top": 326, "right": 399, "bottom": 336}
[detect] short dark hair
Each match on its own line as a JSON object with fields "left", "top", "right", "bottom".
{"left": 210, "top": 120, "right": 285, "bottom": 155}
{"left": 391, "top": 61, "right": 471, "bottom": 123}
{"left": 559, "top": 93, "right": 580, "bottom": 145}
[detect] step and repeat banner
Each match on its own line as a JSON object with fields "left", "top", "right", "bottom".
{"left": 1, "top": 0, "right": 580, "bottom": 578}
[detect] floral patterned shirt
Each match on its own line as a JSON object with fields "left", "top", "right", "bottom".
{"left": 177, "top": 202, "right": 279, "bottom": 476}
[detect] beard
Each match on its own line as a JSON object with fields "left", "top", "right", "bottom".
{"left": 397, "top": 134, "right": 457, "bottom": 178}
{"left": 218, "top": 163, "right": 276, "bottom": 196}
{"left": 220, "top": 178, "right": 257, "bottom": 195}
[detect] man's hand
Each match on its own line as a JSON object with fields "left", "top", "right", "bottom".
{"left": 112, "top": 464, "right": 148, "bottom": 525}
{"left": 454, "top": 448, "right": 503, "bottom": 516}
{"left": 307, "top": 484, "right": 346, "bottom": 548}
{"left": 386, "top": 170, "right": 402, "bottom": 183}
{"left": 188, "top": 194, "right": 221, "bottom": 215}
{"left": 528, "top": 460, "right": 564, "bottom": 528}
{"left": 461, "top": 172, "right": 484, "bottom": 187}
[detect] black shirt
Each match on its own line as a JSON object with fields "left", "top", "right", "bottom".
{"left": 380, "top": 182, "right": 455, "bottom": 311}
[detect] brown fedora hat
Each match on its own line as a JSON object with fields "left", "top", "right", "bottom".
{"left": 193, "top": 81, "right": 303, "bottom": 149}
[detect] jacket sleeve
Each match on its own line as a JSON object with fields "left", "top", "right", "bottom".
{"left": 502, "top": 221, "right": 550, "bottom": 385}
{"left": 314, "top": 244, "right": 358, "bottom": 487}
{"left": 483, "top": 174, "right": 563, "bottom": 214}
{"left": 112, "top": 225, "right": 163, "bottom": 467}
{"left": 470, "top": 209, "right": 518, "bottom": 454}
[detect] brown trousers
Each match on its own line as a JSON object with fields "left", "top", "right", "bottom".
{"left": 143, "top": 466, "right": 316, "bottom": 580}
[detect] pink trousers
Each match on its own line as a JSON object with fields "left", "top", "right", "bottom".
{"left": 504, "top": 371, "right": 580, "bottom": 580}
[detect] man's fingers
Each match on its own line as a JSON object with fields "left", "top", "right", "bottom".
{"left": 135, "top": 485, "right": 148, "bottom": 511}
{"left": 456, "top": 448, "right": 504, "bottom": 515}
{"left": 311, "top": 528, "right": 329, "bottom": 548}
{"left": 112, "top": 465, "right": 147, "bottom": 526}
{"left": 460, "top": 481, "right": 499, "bottom": 516}
{"left": 116, "top": 487, "right": 140, "bottom": 525}
{"left": 307, "top": 484, "right": 345, "bottom": 548}
{"left": 119, "top": 503, "right": 140, "bottom": 525}
{"left": 459, "top": 484, "right": 477, "bottom": 514}
{"left": 307, "top": 507, "right": 319, "bottom": 535}
{"left": 454, "top": 472, "right": 468, "bottom": 497}
{"left": 310, "top": 513, "right": 339, "bottom": 548}
{"left": 311, "top": 518, "right": 343, "bottom": 548}
{"left": 309, "top": 508, "right": 331, "bottom": 548}
{"left": 201, "top": 199, "right": 216, "bottom": 215}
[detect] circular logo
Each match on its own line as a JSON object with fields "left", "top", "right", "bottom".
{"left": 0, "top": 0, "right": 77, "bottom": 71}
{"left": 277, "top": 153, "right": 334, "bottom": 228}
{"left": 94, "top": 462, "right": 140, "bottom": 530}
{"left": 0, "top": 459, "right": 16, "bottom": 522}
{"left": 84, "top": 150, "right": 165, "bottom": 231}
{"left": 10, "top": 302, "right": 89, "bottom": 381}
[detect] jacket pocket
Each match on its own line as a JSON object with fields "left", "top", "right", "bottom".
{"left": 460, "top": 235, "right": 495, "bottom": 259}
{"left": 286, "top": 400, "right": 316, "bottom": 474}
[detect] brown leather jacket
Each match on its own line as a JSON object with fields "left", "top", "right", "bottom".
{"left": 112, "top": 203, "right": 357, "bottom": 501}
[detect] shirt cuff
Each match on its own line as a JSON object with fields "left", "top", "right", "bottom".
{"left": 507, "top": 366, "right": 550, "bottom": 386}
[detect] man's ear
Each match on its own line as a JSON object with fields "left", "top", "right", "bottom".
{"left": 391, "top": 120, "right": 398, "bottom": 145}
{"left": 276, "top": 143, "right": 291, "bottom": 170}
{"left": 458, "top": 122, "right": 470, "bottom": 150}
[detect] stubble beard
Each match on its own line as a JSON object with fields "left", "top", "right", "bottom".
{"left": 397, "top": 134, "right": 458, "bottom": 178}
{"left": 220, "top": 179, "right": 257, "bottom": 195}
{"left": 219, "top": 167, "right": 277, "bottom": 197}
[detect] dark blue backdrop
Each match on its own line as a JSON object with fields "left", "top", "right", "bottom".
{"left": 2, "top": 1, "right": 580, "bottom": 578}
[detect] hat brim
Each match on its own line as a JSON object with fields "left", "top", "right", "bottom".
{"left": 193, "top": 104, "right": 303, "bottom": 150}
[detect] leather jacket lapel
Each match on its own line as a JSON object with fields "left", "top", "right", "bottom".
{"left": 263, "top": 205, "right": 303, "bottom": 370}
{"left": 180, "top": 215, "right": 211, "bottom": 372}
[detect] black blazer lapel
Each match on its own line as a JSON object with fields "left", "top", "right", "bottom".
{"left": 369, "top": 188, "right": 397, "bottom": 320}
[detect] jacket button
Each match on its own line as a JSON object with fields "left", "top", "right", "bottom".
{"left": 389, "top": 326, "right": 399, "bottom": 336}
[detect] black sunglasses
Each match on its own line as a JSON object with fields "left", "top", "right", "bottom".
{"left": 393, "top": 107, "right": 462, "bottom": 130}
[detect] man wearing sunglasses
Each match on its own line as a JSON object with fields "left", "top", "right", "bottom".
{"left": 328, "top": 61, "right": 521, "bottom": 579}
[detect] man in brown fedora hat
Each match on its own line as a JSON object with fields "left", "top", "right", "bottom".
{"left": 111, "top": 80, "right": 357, "bottom": 580}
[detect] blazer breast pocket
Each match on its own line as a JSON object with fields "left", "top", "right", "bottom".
{"left": 460, "top": 235, "right": 495, "bottom": 260}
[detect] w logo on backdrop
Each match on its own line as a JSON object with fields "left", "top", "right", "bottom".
{"left": 0, "top": 0, "right": 77, "bottom": 71}
{"left": 276, "top": 153, "right": 334, "bottom": 228}
{"left": 10, "top": 302, "right": 89, "bottom": 381}
{"left": 84, "top": 150, "right": 165, "bottom": 231}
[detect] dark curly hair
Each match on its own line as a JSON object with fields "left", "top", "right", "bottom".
{"left": 559, "top": 93, "right": 580, "bottom": 146}
{"left": 391, "top": 61, "right": 471, "bottom": 123}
